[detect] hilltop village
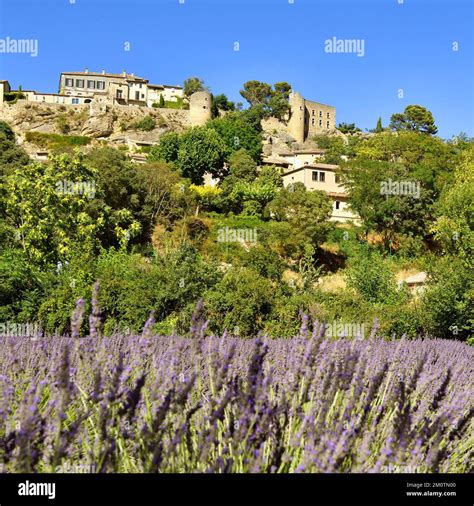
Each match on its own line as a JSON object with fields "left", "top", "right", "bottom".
{"left": 0, "top": 69, "right": 358, "bottom": 222}
{"left": 0, "top": 65, "right": 471, "bottom": 346}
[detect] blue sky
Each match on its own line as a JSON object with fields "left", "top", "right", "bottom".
{"left": 0, "top": 0, "right": 473, "bottom": 138}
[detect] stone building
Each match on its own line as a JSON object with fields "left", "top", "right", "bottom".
{"left": 0, "top": 80, "right": 11, "bottom": 105}
{"left": 288, "top": 91, "right": 336, "bottom": 143}
{"left": 59, "top": 70, "right": 149, "bottom": 106}
{"left": 147, "top": 84, "right": 184, "bottom": 108}
{"left": 22, "top": 90, "right": 89, "bottom": 105}
{"left": 281, "top": 162, "right": 359, "bottom": 223}
{"left": 59, "top": 69, "right": 183, "bottom": 107}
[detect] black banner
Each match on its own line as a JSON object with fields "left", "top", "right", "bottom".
{"left": 0, "top": 473, "right": 472, "bottom": 506}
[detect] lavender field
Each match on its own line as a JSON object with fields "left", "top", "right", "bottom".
{"left": 0, "top": 322, "right": 472, "bottom": 474}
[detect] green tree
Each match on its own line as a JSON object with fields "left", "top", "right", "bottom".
{"left": 266, "top": 183, "right": 333, "bottom": 253}
{"left": 240, "top": 80, "right": 273, "bottom": 107}
{"left": 273, "top": 82, "right": 292, "bottom": 99}
{"left": 0, "top": 121, "right": 29, "bottom": 177}
{"left": 3, "top": 153, "right": 106, "bottom": 266}
{"left": 0, "top": 121, "right": 15, "bottom": 141}
{"left": 176, "top": 127, "right": 227, "bottom": 184}
{"left": 149, "top": 132, "right": 181, "bottom": 164}
{"left": 431, "top": 145, "right": 474, "bottom": 267}
{"left": 207, "top": 111, "right": 263, "bottom": 162}
{"left": 420, "top": 256, "right": 474, "bottom": 342}
{"left": 221, "top": 149, "right": 257, "bottom": 190}
{"left": 337, "top": 122, "right": 361, "bottom": 134}
{"left": 256, "top": 165, "right": 283, "bottom": 188}
{"left": 84, "top": 147, "right": 149, "bottom": 246}
{"left": 0, "top": 248, "right": 46, "bottom": 321}
{"left": 159, "top": 94, "right": 165, "bottom": 107}
{"left": 205, "top": 267, "right": 274, "bottom": 336}
{"left": 389, "top": 105, "right": 438, "bottom": 135}
{"left": 240, "top": 81, "right": 292, "bottom": 120}
{"left": 267, "top": 93, "right": 290, "bottom": 121}
{"left": 342, "top": 158, "right": 431, "bottom": 246}
{"left": 136, "top": 161, "right": 196, "bottom": 230}
{"left": 375, "top": 117, "right": 383, "bottom": 133}
{"left": 238, "top": 245, "right": 285, "bottom": 281}
{"left": 211, "top": 94, "right": 235, "bottom": 117}
{"left": 346, "top": 252, "right": 400, "bottom": 305}
{"left": 184, "top": 77, "right": 208, "bottom": 97}
{"left": 343, "top": 131, "right": 458, "bottom": 247}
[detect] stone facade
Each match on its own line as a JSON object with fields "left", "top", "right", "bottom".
{"left": 281, "top": 163, "right": 359, "bottom": 223}
{"left": 288, "top": 92, "right": 336, "bottom": 143}
{"left": 0, "top": 80, "right": 11, "bottom": 105}
{"left": 59, "top": 70, "right": 183, "bottom": 108}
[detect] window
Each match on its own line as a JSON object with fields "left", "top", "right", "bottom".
{"left": 72, "top": 98, "right": 79, "bottom": 104}
{"left": 312, "top": 171, "right": 318, "bottom": 181}
{"left": 327, "top": 112, "right": 330, "bottom": 118}
{"left": 335, "top": 201, "right": 340, "bottom": 210}
{"left": 65, "top": 78, "right": 74, "bottom": 87}
{"left": 312, "top": 110, "right": 315, "bottom": 116}
{"left": 135, "top": 91, "right": 140, "bottom": 100}
{"left": 141, "top": 93, "right": 145, "bottom": 99}
{"left": 319, "top": 120, "right": 322, "bottom": 127}
{"left": 87, "top": 80, "right": 96, "bottom": 89}
{"left": 139, "top": 83, "right": 142, "bottom": 89}
{"left": 117, "top": 90, "right": 123, "bottom": 99}
{"left": 319, "top": 111, "right": 322, "bottom": 117}
{"left": 312, "top": 118, "right": 315, "bottom": 126}
{"left": 319, "top": 172, "right": 325, "bottom": 182}
{"left": 96, "top": 81, "right": 105, "bottom": 90}
{"left": 76, "top": 79, "right": 84, "bottom": 88}
{"left": 327, "top": 121, "right": 330, "bottom": 129}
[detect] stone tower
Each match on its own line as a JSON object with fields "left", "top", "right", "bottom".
{"left": 189, "top": 91, "right": 212, "bottom": 126}
{"left": 288, "top": 91, "right": 306, "bottom": 143}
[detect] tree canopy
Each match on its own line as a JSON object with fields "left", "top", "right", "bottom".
{"left": 389, "top": 105, "right": 438, "bottom": 135}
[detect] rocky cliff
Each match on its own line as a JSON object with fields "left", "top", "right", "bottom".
{"left": 0, "top": 100, "right": 191, "bottom": 157}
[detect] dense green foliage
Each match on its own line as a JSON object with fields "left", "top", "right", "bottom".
{"left": 0, "top": 104, "right": 472, "bottom": 343}
{"left": 240, "top": 80, "right": 292, "bottom": 120}
{"left": 389, "top": 104, "right": 438, "bottom": 135}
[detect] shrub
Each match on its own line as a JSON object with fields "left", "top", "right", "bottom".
{"left": 205, "top": 267, "right": 275, "bottom": 336}
{"left": 132, "top": 115, "right": 156, "bottom": 131}
{"left": 56, "top": 115, "right": 71, "bottom": 134}
{"left": 24, "top": 131, "right": 91, "bottom": 151}
{"left": 346, "top": 251, "right": 400, "bottom": 305}
{"left": 420, "top": 256, "right": 474, "bottom": 341}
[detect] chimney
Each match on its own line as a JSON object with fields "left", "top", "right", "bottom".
{"left": 101, "top": 69, "right": 106, "bottom": 75}
{"left": 84, "top": 68, "right": 89, "bottom": 73}
{"left": 122, "top": 70, "right": 127, "bottom": 77}
{"left": 131, "top": 73, "right": 134, "bottom": 77}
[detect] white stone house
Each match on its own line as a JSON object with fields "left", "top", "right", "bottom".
{"left": 281, "top": 162, "right": 360, "bottom": 223}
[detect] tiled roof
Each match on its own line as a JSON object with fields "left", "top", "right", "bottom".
{"left": 61, "top": 71, "right": 148, "bottom": 82}
{"left": 293, "top": 149, "right": 326, "bottom": 154}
